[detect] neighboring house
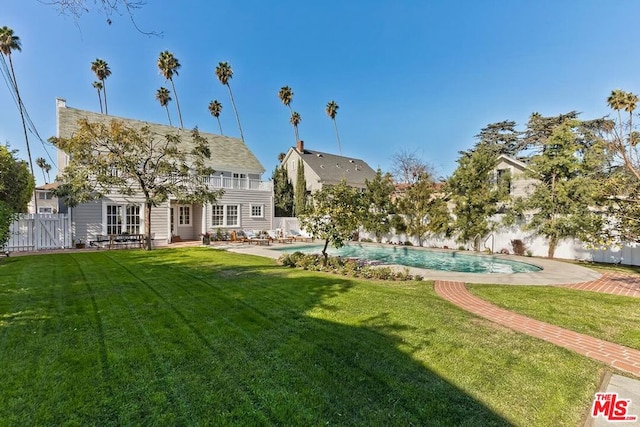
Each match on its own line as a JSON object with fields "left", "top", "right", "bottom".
{"left": 28, "top": 182, "right": 59, "bottom": 214}
{"left": 494, "top": 154, "right": 537, "bottom": 198}
{"left": 281, "top": 140, "right": 377, "bottom": 193}
{"left": 55, "top": 99, "right": 273, "bottom": 245}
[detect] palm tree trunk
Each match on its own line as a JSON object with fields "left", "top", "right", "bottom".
{"left": 332, "top": 118, "right": 342, "bottom": 155}
{"left": 164, "top": 105, "right": 173, "bottom": 127}
{"left": 102, "top": 81, "right": 108, "bottom": 115}
{"left": 169, "top": 78, "right": 183, "bottom": 128}
{"left": 288, "top": 105, "right": 298, "bottom": 143}
{"left": 97, "top": 90, "right": 103, "bottom": 114}
{"left": 216, "top": 117, "right": 223, "bottom": 135}
{"left": 226, "top": 83, "right": 244, "bottom": 142}
{"left": 8, "top": 54, "right": 37, "bottom": 212}
{"left": 40, "top": 168, "right": 46, "bottom": 184}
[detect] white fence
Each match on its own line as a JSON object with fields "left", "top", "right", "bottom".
{"left": 5, "top": 213, "right": 72, "bottom": 252}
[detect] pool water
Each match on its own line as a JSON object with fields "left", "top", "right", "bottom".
{"left": 275, "top": 243, "right": 543, "bottom": 274}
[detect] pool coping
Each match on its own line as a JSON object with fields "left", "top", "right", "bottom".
{"left": 224, "top": 242, "right": 602, "bottom": 285}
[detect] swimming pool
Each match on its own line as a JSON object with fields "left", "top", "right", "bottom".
{"left": 275, "top": 243, "right": 543, "bottom": 274}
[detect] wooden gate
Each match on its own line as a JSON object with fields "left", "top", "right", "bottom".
{"left": 5, "top": 214, "right": 72, "bottom": 252}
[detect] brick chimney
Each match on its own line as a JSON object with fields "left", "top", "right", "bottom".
{"left": 296, "top": 140, "right": 304, "bottom": 153}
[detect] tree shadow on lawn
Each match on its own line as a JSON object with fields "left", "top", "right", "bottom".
{"left": 97, "top": 248, "right": 513, "bottom": 426}
{"left": 1, "top": 249, "right": 512, "bottom": 426}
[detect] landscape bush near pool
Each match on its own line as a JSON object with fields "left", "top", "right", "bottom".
{"left": 278, "top": 251, "right": 422, "bottom": 281}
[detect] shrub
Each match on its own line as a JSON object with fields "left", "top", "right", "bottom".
{"left": 511, "top": 239, "right": 526, "bottom": 256}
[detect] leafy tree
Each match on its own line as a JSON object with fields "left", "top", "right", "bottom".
{"left": 448, "top": 142, "right": 509, "bottom": 250}
{"left": 325, "top": 100, "right": 342, "bottom": 155}
{"left": 157, "top": 51, "right": 183, "bottom": 128}
{"left": 208, "top": 100, "right": 223, "bottom": 135}
{"left": 215, "top": 62, "right": 244, "bottom": 142}
{"left": 298, "top": 180, "right": 364, "bottom": 265}
{"left": 362, "top": 169, "right": 395, "bottom": 242}
{"left": 50, "top": 119, "right": 223, "bottom": 250}
{"left": 155, "top": 87, "right": 172, "bottom": 127}
{"left": 92, "top": 81, "right": 104, "bottom": 113}
{"left": 294, "top": 159, "right": 307, "bottom": 215}
{"left": 36, "top": 157, "right": 52, "bottom": 183}
{"left": 0, "top": 26, "right": 36, "bottom": 210}
{"left": 90, "top": 58, "right": 111, "bottom": 115}
{"left": 396, "top": 173, "right": 450, "bottom": 246}
{"left": 294, "top": 159, "right": 307, "bottom": 216}
{"left": 0, "top": 145, "right": 34, "bottom": 249}
{"left": 507, "top": 119, "right": 607, "bottom": 258}
{"left": 475, "top": 120, "right": 524, "bottom": 157}
{"left": 272, "top": 165, "right": 294, "bottom": 217}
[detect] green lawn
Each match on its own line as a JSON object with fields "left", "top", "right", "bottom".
{"left": 468, "top": 284, "right": 640, "bottom": 350}
{"left": 0, "top": 248, "right": 604, "bottom": 426}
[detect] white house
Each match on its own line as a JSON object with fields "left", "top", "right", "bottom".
{"left": 55, "top": 99, "right": 273, "bottom": 245}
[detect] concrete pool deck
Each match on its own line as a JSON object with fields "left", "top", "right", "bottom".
{"left": 225, "top": 242, "right": 602, "bottom": 285}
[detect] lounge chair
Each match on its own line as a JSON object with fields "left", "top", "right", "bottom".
{"left": 267, "top": 229, "right": 293, "bottom": 244}
{"left": 287, "top": 229, "right": 313, "bottom": 242}
{"left": 244, "top": 230, "right": 270, "bottom": 246}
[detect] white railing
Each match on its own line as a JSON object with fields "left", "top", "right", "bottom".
{"left": 201, "top": 176, "right": 272, "bottom": 191}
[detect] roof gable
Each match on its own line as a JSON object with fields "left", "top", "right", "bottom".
{"left": 57, "top": 104, "right": 265, "bottom": 174}
{"left": 287, "top": 147, "right": 378, "bottom": 186}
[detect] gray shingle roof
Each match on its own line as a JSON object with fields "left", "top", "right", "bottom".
{"left": 58, "top": 104, "right": 265, "bottom": 174}
{"left": 297, "top": 148, "right": 378, "bottom": 186}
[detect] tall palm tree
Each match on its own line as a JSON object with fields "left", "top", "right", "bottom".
{"left": 325, "top": 100, "right": 342, "bottom": 155}
{"left": 90, "top": 58, "right": 111, "bottom": 114}
{"left": 35, "top": 157, "right": 51, "bottom": 183}
{"left": 157, "top": 51, "right": 184, "bottom": 128}
{"left": 92, "top": 81, "right": 104, "bottom": 113}
{"left": 215, "top": 61, "right": 244, "bottom": 141}
{"left": 155, "top": 87, "right": 173, "bottom": 127}
{"left": 278, "top": 86, "right": 298, "bottom": 142}
{"left": 0, "top": 26, "right": 37, "bottom": 209}
{"left": 608, "top": 89, "right": 637, "bottom": 146}
{"left": 290, "top": 111, "right": 302, "bottom": 144}
{"left": 208, "top": 100, "right": 223, "bottom": 135}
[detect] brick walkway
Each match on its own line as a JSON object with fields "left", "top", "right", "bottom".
{"left": 434, "top": 276, "right": 640, "bottom": 377}
{"left": 563, "top": 272, "right": 640, "bottom": 298}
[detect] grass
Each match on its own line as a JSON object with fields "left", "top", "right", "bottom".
{"left": 468, "top": 284, "right": 640, "bottom": 350}
{"left": 0, "top": 248, "right": 606, "bottom": 426}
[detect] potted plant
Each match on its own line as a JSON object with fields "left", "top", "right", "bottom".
{"left": 75, "top": 239, "right": 85, "bottom": 249}
{"left": 202, "top": 231, "right": 212, "bottom": 245}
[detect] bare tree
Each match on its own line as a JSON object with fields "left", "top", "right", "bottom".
{"left": 391, "top": 148, "right": 435, "bottom": 184}
{"left": 38, "top": 0, "right": 160, "bottom": 35}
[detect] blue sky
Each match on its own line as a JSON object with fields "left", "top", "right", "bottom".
{"left": 2, "top": 0, "right": 640, "bottom": 185}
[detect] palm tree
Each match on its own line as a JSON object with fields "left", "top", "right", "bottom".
{"left": 0, "top": 26, "right": 37, "bottom": 209}
{"left": 608, "top": 89, "right": 637, "bottom": 146}
{"left": 155, "top": 87, "right": 173, "bottom": 127}
{"left": 208, "top": 100, "right": 223, "bottom": 135}
{"left": 90, "top": 58, "right": 111, "bottom": 115}
{"left": 325, "top": 100, "right": 342, "bottom": 155}
{"left": 278, "top": 86, "right": 298, "bottom": 142}
{"left": 215, "top": 61, "right": 244, "bottom": 141}
{"left": 290, "top": 111, "right": 302, "bottom": 143}
{"left": 92, "top": 81, "right": 104, "bottom": 113}
{"left": 157, "top": 51, "right": 184, "bottom": 128}
{"left": 35, "top": 157, "right": 51, "bottom": 183}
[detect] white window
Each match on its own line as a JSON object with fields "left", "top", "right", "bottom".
{"left": 212, "top": 205, "right": 225, "bottom": 226}
{"left": 250, "top": 204, "right": 264, "bottom": 218}
{"left": 106, "top": 204, "right": 141, "bottom": 235}
{"left": 38, "top": 192, "right": 53, "bottom": 200}
{"left": 38, "top": 207, "right": 53, "bottom": 214}
{"left": 179, "top": 206, "right": 191, "bottom": 225}
{"left": 211, "top": 204, "right": 240, "bottom": 227}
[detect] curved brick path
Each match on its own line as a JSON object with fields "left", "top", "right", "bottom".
{"left": 434, "top": 273, "right": 640, "bottom": 377}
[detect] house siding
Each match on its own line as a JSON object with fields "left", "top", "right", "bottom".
{"left": 72, "top": 201, "right": 102, "bottom": 242}
{"left": 203, "top": 189, "right": 273, "bottom": 232}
